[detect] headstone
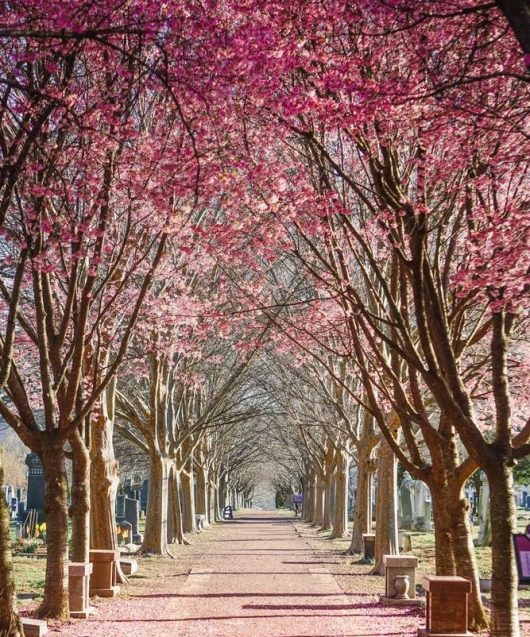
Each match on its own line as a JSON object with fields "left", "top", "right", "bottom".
{"left": 25, "top": 453, "right": 45, "bottom": 522}
{"left": 116, "top": 494, "right": 126, "bottom": 519}
{"left": 120, "top": 558, "right": 138, "bottom": 576}
{"left": 117, "top": 520, "right": 132, "bottom": 545}
{"left": 3, "top": 484, "right": 13, "bottom": 504}
{"left": 418, "top": 576, "right": 472, "bottom": 636}
{"left": 10, "top": 496, "right": 18, "bottom": 519}
{"left": 124, "top": 497, "right": 142, "bottom": 543}
{"left": 398, "top": 472, "right": 414, "bottom": 530}
{"left": 403, "top": 532, "right": 413, "bottom": 552}
{"left": 21, "top": 618, "right": 48, "bottom": 637}
{"left": 413, "top": 481, "right": 432, "bottom": 531}
{"left": 476, "top": 472, "right": 491, "bottom": 546}
{"left": 140, "top": 479, "right": 148, "bottom": 513}
{"left": 123, "top": 478, "right": 132, "bottom": 497}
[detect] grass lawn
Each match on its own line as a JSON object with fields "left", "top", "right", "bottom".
{"left": 12, "top": 555, "right": 46, "bottom": 598}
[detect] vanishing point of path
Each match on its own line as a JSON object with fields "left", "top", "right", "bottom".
{"left": 53, "top": 511, "right": 422, "bottom": 637}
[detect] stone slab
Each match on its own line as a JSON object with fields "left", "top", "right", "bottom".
{"left": 120, "top": 558, "right": 138, "bottom": 575}
{"left": 70, "top": 604, "right": 97, "bottom": 619}
{"left": 380, "top": 595, "right": 424, "bottom": 607}
{"left": 90, "top": 584, "right": 120, "bottom": 597}
{"left": 383, "top": 554, "right": 418, "bottom": 567}
{"left": 89, "top": 549, "right": 119, "bottom": 563}
{"left": 69, "top": 561, "right": 93, "bottom": 577}
{"left": 418, "top": 630, "right": 472, "bottom": 637}
{"left": 423, "top": 576, "right": 471, "bottom": 593}
{"left": 21, "top": 619, "right": 48, "bottom": 637}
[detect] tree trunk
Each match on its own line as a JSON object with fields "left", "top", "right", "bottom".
{"left": 167, "top": 468, "right": 186, "bottom": 545}
{"left": 371, "top": 438, "right": 398, "bottom": 574}
{"left": 448, "top": 484, "right": 489, "bottom": 632}
{"left": 330, "top": 451, "right": 349, "bottom": 539}
{"left": 322, "top": 473, "right": 332, "bottom": 531}
{"left": 348, "top": 457, "right": 372, "bottom": 554}
{"left": 303, "top": 472, "right": 316, "bottom": 523}
{"left": 89, "top": 409, "right": 127, "bottom": 583}
{"left": 70, "top": 430, "right": 90, "bottom": 563}
{"left": 218, "top": 479, "right": 226, "bottom": 518}
{"left": 0, "top": 453, "right": 23, "bottom": 636}
{"left": 142, "top": 453, "right": 171, "bottom": 555}
{"left": 38, "top": 435, "right": 69, "bottom": 618}
{"left": 181, "top": 466, "right": 197, "bottom": 534}
{"left": 431, "top": 486, "right": 458, "bottom": 576}
{"left": 314, "top": 473, "right": 325, "bottom": 527}
{"left": 195, "top": 465, "right": 209, "bottom": 527}
{"left": 488, "top": 463, "right": 520, "bottom": 637}
{"left": 90, "top": 411, "right": 120, "bottom": 553}
{"left": 208, "top": 481, "right": 216, "bottom": 524}
{"left": 302, "top": 477, "right": 310, "bottom": 521}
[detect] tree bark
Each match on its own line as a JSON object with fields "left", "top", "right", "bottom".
{"left": 195, "top": 465, "right": 209, "bottom": 528}
{"left": 448, "top": 486, "right": 488, "bottom": 632}
{"left": 347, "top": 456, "right": 372, "bottom": 554}
{"left": 488, "top": 463, "right": 520, "bottom": 637}
{"left": 430, "top": 487, "right": 457, "bottom": 576}
{"left": 0, "top": 453, "right": 23, "bottom": 636}
{"left": 371, "top": 438, "right": 398, "bottom": 574}
{"left": 70, "top": 430, "right": 90, "bottom": 563}
{"left": 321, "top": 472, "right": 332, "bottom": 531}
{"left": 303, "top": 471, "right": 316, "bottom": 523}
{"left": 330, "top": 450, "right": 349, "bottom": 539}
{"left": 167, "top": 468, "right": 187, "bottom": 545}
{"left": 314, "top": 472, "right": 325, "bottom": 527}
{"left": 38, "top": 435, "right": 69, "bottom": 618}
{"left": 141, "top": 453, "right": 171, "bottom": 555}
{"left": 90, "top": 403, "right": 120, "bottom": 553}
{"left": 181, "top": 465, "right": 197, "bottom": 534}
{"left": 208, "top": 481, "right": 217, "bottom": 524}
{"left": 218, "top": 478, "right": 226, "bottom": 518}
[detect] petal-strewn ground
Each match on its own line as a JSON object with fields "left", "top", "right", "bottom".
{"left": 47, "top": 511, "right": 423, "bottom": 637}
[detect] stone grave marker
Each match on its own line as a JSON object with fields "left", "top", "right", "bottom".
{"left": 140, "top": 479, "right": 148, "bottom": 513}
{"left": 476, "top": 472, "right": 491, "bottom": 546}
{"left": 398, "top": 472, "right": 414, "bottom": 530}
{"left": 25, "top": 453, "right": 45, "bottom": 522}
{"left": 124, "top": 496, "right": 142, "bottom": 543}
{"left": 116, "top": 493, "right": 126, "bottom": 519}
{"left": 413, "top": 481, "right": 432, "bottom": 531}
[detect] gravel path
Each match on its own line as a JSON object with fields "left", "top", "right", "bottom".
{"left": 51, "top": 511, "right": 422, "bottom": 637}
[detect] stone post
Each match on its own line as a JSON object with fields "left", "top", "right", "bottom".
{"left": 69, "top": 562, "right": 93, "bottom": 618}
{"left": 418, "top": 576, "right": 473, "bottom": 637}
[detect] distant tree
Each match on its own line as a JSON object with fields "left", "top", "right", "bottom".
{"left": 514, "top": 456, "right": 530, "bottom": 486}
